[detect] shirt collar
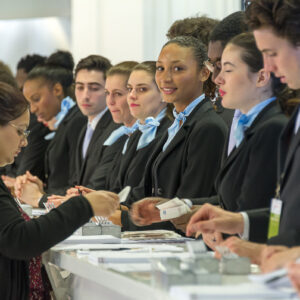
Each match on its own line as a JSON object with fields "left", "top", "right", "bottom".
{"left": 88, "top": 107, "right": 108, "bottom": 130}
{"left": 173, "top": 93, "right": 205, "bottom": 118}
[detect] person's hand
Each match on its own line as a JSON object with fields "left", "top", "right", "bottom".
{"left": 259, "top": 245, "right": 289, "bottom": 272}
{"left": 202, "top": 232, "right": 224, "bottom": 251}
{"left": 85, "top": 191, "right": 119, "bottom": 218}
{"left": 186, "top": 203, "right": 244, "bottom": 237}
{"left": 170, "top": 206, "right": 200, "bottom": 233}
{"left": 215, "top": 236, "right": 266, "bottom": 264}
{"left": 14, "top": 171, "right": 44, "bottom": 198}
{"left": 130, "top": 197, "right": 167, "bottom": 226}
{"left": 261, "top": 247, "right": 300, "bottom": 273}
{"left": 75, "top": 185, "right": 95, "bottom": 195}
{"left": 288, "top": 262, "right": 300, "bottom": 296}
{"left": 47, "top": 194, "right": 72, "bottom": 207}
{"left": 66, "top": 187, "right": 81, "bottom": 196}
{"left": 1, "top": 175, "right": 16, "bottom": 189}
{"left": 18, "top": 180, "right": 43, "bottom": 208}
{"left": 108, "top": 210, "right": 122, "bottom": 226}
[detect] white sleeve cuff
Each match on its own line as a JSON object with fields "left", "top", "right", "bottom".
{"left": 239, "top": 212, "right": 250, "bottom": 240}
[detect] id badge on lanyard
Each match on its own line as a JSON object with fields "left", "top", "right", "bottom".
{"left": 267, "top": 177, "right": 283, "bottom": 239}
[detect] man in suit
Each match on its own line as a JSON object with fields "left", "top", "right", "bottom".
{"left": 186, "top": 0, "right": 300, "bottom": 266}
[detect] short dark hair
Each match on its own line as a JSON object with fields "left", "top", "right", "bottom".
{"left": 0, "top": 61, "right": 18, "bottom": 88}
{"left": 246, "top": 0, "right": 300, "bottom": 46}
{"left": 0, "top": 82, "right": 29, "bottom": 126}
{"left": 75, "top": 55, "right": 112, "bottom": 80}
{"left": 26, "top": 50, "right": 74, "bottom": 97}
{"left": 167, "top": 16, "right": 219, "bottom": 46}
{"left": 17, "top": 54, "right": 46, "bottom": 73}
{"left": 209, "top": 11, "right": 248, "bottom": 48}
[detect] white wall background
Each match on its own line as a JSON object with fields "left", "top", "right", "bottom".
{"left": 0, "top": 0, "right": 241, "bottom": 73}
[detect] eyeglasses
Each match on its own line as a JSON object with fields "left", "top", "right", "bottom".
{"left": 8, "top": 123, "right": 30, "bottom": 140}
{"left": 204, "top": 59, "right": 222, "bottom": 73}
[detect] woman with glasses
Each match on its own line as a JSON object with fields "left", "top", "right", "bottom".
{"left": 129, "top": 36, "right": 227, "bottom": 231}
{"left": 0, "top": 82, "right": 119, "bottom": 300}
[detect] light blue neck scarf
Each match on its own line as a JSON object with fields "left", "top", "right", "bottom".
{"left": 235, "top": 96, "right": 276, "bottom": 148}
{"left": 162, "top": 94, "right": 205, "bottom": 151}
{"left": 136, "top": 107, "right": 166, "bottom": 150}
{"left": 44, "top": 96, "right": 75, "bottom": 140}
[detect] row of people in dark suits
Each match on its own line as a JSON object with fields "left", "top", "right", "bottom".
{"left": 184, "top": 0, "right": 300, "bottom": 290}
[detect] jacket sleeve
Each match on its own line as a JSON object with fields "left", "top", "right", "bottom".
{"left": 0, "top": 193, "right": 93, "bottom": 260}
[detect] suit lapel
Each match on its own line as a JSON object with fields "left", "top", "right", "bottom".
{"left": 280, "top": 111, "right": 300, "bottom": 189}
{"left": 79, "top": 111, "right": 112, "bottom": 181}
{"left": 156, "top": 98, "right": 212, "bottom": 165}
{"left": 216, "top": 101, "right": 282, "bottom": 187}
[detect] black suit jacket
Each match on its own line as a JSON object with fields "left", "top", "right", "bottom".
{"left": 142, "top": 97, "right": 227, "bottom": 200}
{"left": 0, "top": 178, "right": 92, "bottom": 300}
{"left": 246, "top": 105, "right": 300, "bottom": 245}
{"left": 44, "top": 105, "right": 86, "bottom": 194}
{"left": 71, "top": 110, "right": 119, "bottom": 188}
{"left": 192, "top": 102, "right": 287, "bottom": 214}
{"left": 118, "top": 116, "right": 177, "bottom": 231}
{"left": 114, "top": 117, "right": 172, "bottom": 193}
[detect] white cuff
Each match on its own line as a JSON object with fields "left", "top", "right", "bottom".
{"left": 239, "top": 212, "right": 250, "bottom": 240}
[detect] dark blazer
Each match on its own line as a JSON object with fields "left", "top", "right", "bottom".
{"left": 117, "top": 116, "right": 175, "bottom": 231}
{"left": 142, "top": 97, "right": 227, "bottom": 200}
{"left": 267, "top": 106, "right": 300, "bottom": 246}
{"left": 247, "top": 105, "right": 300, "bottom": 245}
{"left": 192, "top": 102, "right": 287, "bottom": 214}
{"left": 0, "top": 178, "right": 92, "bottom": 300}
{"left": 44, "top": 105, "right": 86, "bottom": 194}
{"left": 71, "top": 110, "right": 119, "bottom": 188}
{"left": 115, "top": 116, "right": 172, "bottom": 193}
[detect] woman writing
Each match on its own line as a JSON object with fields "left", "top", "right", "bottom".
{"left": 0, "top": 82, "right": 119, "bottom": 299}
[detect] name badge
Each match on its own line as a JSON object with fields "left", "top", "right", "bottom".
{"left": 267, "top": 198, "right": 283, "bottom": 239}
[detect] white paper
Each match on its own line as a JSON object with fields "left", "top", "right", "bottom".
{"left": 56, "top": 235, "right": 120, "bottom": 245}
{"left": 156, "top": 198, "right": 191, "bottom": 220}
{"left": 169, "top": 283, "right": 297, "bottom": 300}
{"left": 118, "top": 186, "right": 131, "bottom": 203}
{"left": 105, "top": 263, "right": 151, "bottom": 273}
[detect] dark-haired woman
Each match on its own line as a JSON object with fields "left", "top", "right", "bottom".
{"left": 16, "top": 51, "right": 86, "bottom": 206}
{"left": 129, "top": 36, "right": 227, "bottom": 230}
{"left": 138, "top": 33, "right": 289, "bottom": 244}
{"left": 0, "top": 82, "right": 119, "bottom": 299}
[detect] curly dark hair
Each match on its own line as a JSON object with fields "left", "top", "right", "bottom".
{"left": 245, "top": 0, "right": 300, "bottom": 47}
{"left": 167, "top": 16, "right": 219, "bottom": 46}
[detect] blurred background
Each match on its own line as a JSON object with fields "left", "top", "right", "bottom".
{"left": 0, "top": 0, "right": 241, "bottom": 73}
